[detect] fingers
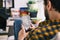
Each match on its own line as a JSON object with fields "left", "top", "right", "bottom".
{"left": 18, "top": 25, "right": 25, "bottom": 34}
{"left": 26, "top": 32, "right": 29, "bottom": 37}
{"left": 21, "top": 25, "right": 25, "bottom": 33}
{"left": 30, "top": 24, "right": 36, "bottom": 29}
{"left": 31, "top": 23, "right": 35, "bottom": 27}
{"left": 21, "top": 25, "right": 25, "bottom": 30}
{"left": 21, "top": 25, "right": 29, "bottom": 33}
{"left": 18, "top": 25, "right": 29, "bottom": 40}
{"left": 21, "top": 25, "right": 29, "bottom": 37}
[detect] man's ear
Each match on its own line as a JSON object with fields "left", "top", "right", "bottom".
{"left": 46, "top": 0, "right": 52, "bottom": 11}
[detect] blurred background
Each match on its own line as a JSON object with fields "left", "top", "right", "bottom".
{"left": 0, "top": 0, "right": 45, "bottom": 40}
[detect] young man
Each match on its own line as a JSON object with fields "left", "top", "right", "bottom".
{"left": 18, "top": 0, "right": 60, "bottom": 40}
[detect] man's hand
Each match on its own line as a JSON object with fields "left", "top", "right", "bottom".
{"left": 18, "top": 25, "right": 29, "bottom": 40}
{"left": 18, "top": 24, "right": 36, "bottom": 40}
{"left": 30, "top": 23, "right": 36, "bottom": 29}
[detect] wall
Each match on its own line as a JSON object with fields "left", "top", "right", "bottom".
{"left": 14, "top": 0, "right": 28, "bottom": 9}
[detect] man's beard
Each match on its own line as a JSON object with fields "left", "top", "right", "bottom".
{"left": 45, "top": 9, "right": 49, "bottom": 20}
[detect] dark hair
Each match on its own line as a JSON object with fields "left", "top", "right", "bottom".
{"left": 44, "top": 0, "right": 60, "bottom": 12}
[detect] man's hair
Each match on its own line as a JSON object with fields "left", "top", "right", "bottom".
{"left": 44, "top": 0, "right": 60, "bottom": 12}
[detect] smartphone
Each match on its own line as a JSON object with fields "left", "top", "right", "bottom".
{"left": 21, "top": 15, "right": 31, "bottom": 31}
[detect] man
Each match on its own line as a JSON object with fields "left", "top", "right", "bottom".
{"left": 18, "top": 0, "right": 60, "bottom": 40}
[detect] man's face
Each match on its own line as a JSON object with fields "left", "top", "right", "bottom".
{"left": 45, "top": 6, "right": 49, "bottom": 20}
{"left": 44, "top": 0, "right": 51, "bottom": 20}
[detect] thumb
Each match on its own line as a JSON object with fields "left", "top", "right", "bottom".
{"left": 21, "top": 25, "right": 25, "bottom": 32}
{"left": 26, "top": 32, "right": 29, "bottom": 35}
{"left": 30, "top": 24, "right": 36, "bottom": 29}
{"left": 25, "top": 32, "right": 29, "bottom": 37}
